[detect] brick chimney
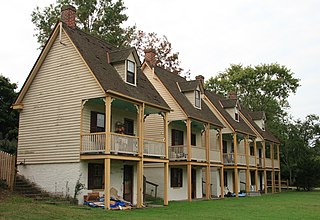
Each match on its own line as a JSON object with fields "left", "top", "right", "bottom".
{"left": 195, "top": 75, "right": 205, "bottom": 86}
{"left": 61, "top": 5, "right": 76, "bottom": 29}
{"left": 228, "top": 91, "right": 237, "bottom": 99}
{"left": 144, "top": 49, "right": 157, "bottom": 67}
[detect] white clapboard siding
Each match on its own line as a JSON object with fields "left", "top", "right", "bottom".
{"left": 143, "top": 66, "right": 186, "bottom": 121}
{"left": 17, "top": 29, "right": 105, "bottom": 164}
{"left": 144, "top": 114, "right": 164, "bottom": 141}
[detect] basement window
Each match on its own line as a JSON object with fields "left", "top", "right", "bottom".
{"left": 171, "top": 168, "right": 183, "bottom": 187}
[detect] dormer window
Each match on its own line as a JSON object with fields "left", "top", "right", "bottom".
{"left": 262, "top": 120, "right": 265, "bottom": 131}
{"left": 195, "top": 90, "right": 201, "bottom": 108}
{"left": 126, "top": 60, "right": 135, "bottom": 85}
{"left": 235, "top": 108, "right": 239, "bottom": 122}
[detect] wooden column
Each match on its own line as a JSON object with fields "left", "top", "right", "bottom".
{"left": 137, "top": 159, "right": 143, "bottom": 208}
{"left": 219, "top": 129, "right": 223, "bottom": 163}
{"left": 246, "top": 169, "right": 250, "bottom": 193}
{"left": 271, "top": 143, "right": 275, "bottom": 193}
{"left": 278, "top": 171, "right": 281, "bottom": 193}
{"left": 104, "top": 158, "right": 111, "bottom": 210}
{"left": 254, "top": 139, "right": 257, "bottom": 167}
{"left": 164, "top": 112, "right": 169, "bottom": 159}
{"left": 80, "top": 100, "right": 84, "bottom": 152}
{"left": 220, "top": 167, "right": 224, "bottom": 198}
{"left": 255, "top": 169, "right": 259, "bottom": 191}
{"left": 234, "top": 168, "right": 239, "bottom": 197}
{"left": 138, "top": 104, "right": 144, "bottom": 157}
{"left": 245, "top": 135, "right": 250, "bottom": 192}
{"left": 277, "top": 144, "right": 281, "bottom": 192}
{"left": 187, "top": 163, "right": 192, "bottom": 201}
{"left": 164, "top": 162, "right": 169, "bottom": 205}
{"left": 186, "top": 119, "right": 191, "bottom": 161}
{"left": 233, "top": 133, "right": 238, "bottom": 165}
{"left": 263, "top": 141, "right": 267, "bottom": 194}
{"left": 205, "top": 123, "right": 211, "bottom": 199}
{"left": 105, "top": 96, "right": 112, "bottom": 154}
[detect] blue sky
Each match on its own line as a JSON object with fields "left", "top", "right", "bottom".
{"left": 1, "top": 0, "right": 319, "bottom": 120}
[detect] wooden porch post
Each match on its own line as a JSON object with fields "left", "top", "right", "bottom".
{"left": 105, "top": 96, "right": 111, "bottom": 154}
{"left": 263, "top": 141, "right": 267, "bottom": 194}
{"left": 245, "top": 135, "right": 250, "bottom": 193}
{"left": 278, "top": 171, "right": 281, "bottom": 192}
{"left": 104, "top": 158, "right": 111, "bottom": 210}
{"left": 164, "top": 112, "right": 169, "bottom": 159}
{"left": 234, "top": 168, "right": 239, "bottom": 197}
{"left": 205, "top": 123, "right": 211, "bottom": 199}
{"left": 233, "top": 133, "right": 238, "bottom": 165}
{"left": 138, "top": 104, "right": 144, "bottom": 157}
{"left": 271, "top": 143, "right": 275, "bottom": 193}
{"left": 255, "top": 169, "right": 259, "bottom": 192}
{"left": 277, "top": 144, "right": 281, "bottom": 192}
{"left": 220, "top": 167, "right": 224, "bottom": 198}
{"left": 137, "top": 159, "right": 143, "bottom": 208}
{"left": 186, "top": 119, "right": 192, "bottom": 201}
{"left": 164, "top": 162, "right": 169, "bottom": 205}
{"left": 219, "top": 129, "right": 223, "bottom": 164}
{"left": 254, "top": 138, "right": 257, "bottom": 167}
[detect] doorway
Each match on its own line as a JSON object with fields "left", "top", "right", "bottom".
{"left": 123, "top": 165, "right": 133, "bottom": 203}
{"left": 191, "top": 168, "right": 197, "bottom": 199}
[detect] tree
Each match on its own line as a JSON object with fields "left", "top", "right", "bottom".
{"left": 205, "top": 63, "right": 300, "bottom": 133}
{"left": 281, "top": 115, "right": 320, "bottom": 188}
{"left": 31, "top": 0, "right": 135, "bottom": 48}
{"left": 131, "top": 30, "right": 183, "bottom": 74}
{"left": 0, "top": 75, "right": 18, "bottom": 154}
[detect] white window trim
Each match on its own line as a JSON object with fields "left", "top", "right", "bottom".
{"left": 235, "top": 107, "right": 239, "bottom": 122}
{"left": 195, "top": 90, "right": 201, "bottom": 109}
{"left": 125, "top": 59, "right": 137, "bottom": 86}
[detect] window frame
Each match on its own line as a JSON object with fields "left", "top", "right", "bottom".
{"left": 126, "top": 60, "right": 136, "bottom": 85}
{"left": 171, "top": 168, "right": 183, "bottom": 188}
{"left": 88, "top": 163, "right": 104, "bottom": 190}
{"left": 171, "top": 129, "right": 184, "bottom": 146}
{"left": 234, "top": 108, "right": 239, "bottom": 122}
{"left": 90, "top": 111, "right": 105, "bottom": 133}
{"left": 195, "top": 90, "right": 201, "bottom": 108}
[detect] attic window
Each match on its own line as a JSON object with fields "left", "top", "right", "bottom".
{"left": 126, "top": 60, "right": 136, "bottom": 85}
{"left": 262, "top": 120, "right": 265, "bottom": 131}
{"left": 195, "top": 90, "right": 201, "bottom": 108}
{"left": 235, "top": 108, "right": 239, "bottom": 122}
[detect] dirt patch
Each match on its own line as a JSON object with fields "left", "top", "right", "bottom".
{"left": 0, "top": 188, "right": 12, "bottom": 202}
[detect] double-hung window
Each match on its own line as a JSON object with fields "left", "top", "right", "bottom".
{"left": 126, "top": 60, "right": 135, "bottom": 85}
{"left": 195, "top": 90, "right": 201, "bottom": 108}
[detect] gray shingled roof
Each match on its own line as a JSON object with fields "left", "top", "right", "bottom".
{"left": 154, "top": 66, "right": 223, "bottom": 127}
{"left": 63, "top": 24, "right": 169, "bottom": 110}
{"left": 249, "top": 111, "right": 265, "bottom": 120}
{"left": 220, "top": 99, "right": 238, "bottom": 108}
{"left": 205, "top": 91, "right": 256, "bottom": 136}
{"left": 178, "top": 80, "right": 199, "bottom": 92}
{"left": 241, "top": 108, "right": 279, "bottom": 143}
{"left": 109, "top": 48, "right": 140, "bottom": 65}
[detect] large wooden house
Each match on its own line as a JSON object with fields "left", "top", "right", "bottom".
{"left": 13, "top": 5, "right": 281, "bottom": 208}
{"left": 12, "top": 6, "right": 170, "bottom": 209}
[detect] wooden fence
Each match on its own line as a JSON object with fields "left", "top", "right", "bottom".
{"left": 0, "top": 151, "right": 16, "bottom": 190}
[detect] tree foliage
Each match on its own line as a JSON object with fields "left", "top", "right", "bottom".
{"left": 0, "top": 75, "right": 18, "bottom": 154}
{"left": 205, "top": 63, "right": 300, "bottom": 132}
{"left": 281, "top": 115, "right": 320, "bottom": 189}
{"left": 131, "top": 30, "right": 183, "bottom": 74}
{"left": 31, "top": 0, "right": 135, "bottom": 48}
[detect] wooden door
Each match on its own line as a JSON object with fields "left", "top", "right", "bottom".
{"left": 123, "top": 165, "right": 133, "bottom": 203}
{"left": 191, "top": 168, "right": 197, "bottom": 199}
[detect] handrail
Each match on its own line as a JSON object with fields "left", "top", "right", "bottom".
{"left": 145, "top": 180, "right": 159, "bottom": 199}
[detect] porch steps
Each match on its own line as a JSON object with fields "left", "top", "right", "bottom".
{"left": 246, "top": 191, "right": 261, "bottom": 197}
{"left": 14, "top": 175, "right": 49, "bottom": 198}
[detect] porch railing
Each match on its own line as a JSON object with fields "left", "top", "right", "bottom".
{"left": 191, "top": 146, "right": 206, "bottom": 162}
{"left": 257, "top": 157, "right": 264, "bottom": 167}
{"left": 249, "top": 155, "right": 256, "bottom": 166}
{"left": 169, "top": 145, "right": 188, "bottom": 160}
{"left": 110, "top": 133, "right": 138, "bottom": 155}
{"left": 210, "top": 149, "right": 221, "bottom": 162}
{"left": 274, "top": 159, "right": 279, "bottom": 168}
{"left": 237, "top": 153, "right": 246, "bottom": 165}
{"left": 81, "top": 133, "right": 105, "bottom": 153}
{"left": 223, "top": 153, "right": 235, "bottom": 165}
{"left": 265, "top": 158, "right": 272, "bottom": 168}
{"left": 144, "top": 139, "right": 165, "bottom": 157}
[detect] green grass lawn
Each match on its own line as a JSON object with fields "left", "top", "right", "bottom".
{"left": 1, "top": 191, "right": 320, "bottom": 220}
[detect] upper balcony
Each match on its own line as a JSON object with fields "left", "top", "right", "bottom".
{"left": 80, "top": 97, "right": 167, "bottom": 158}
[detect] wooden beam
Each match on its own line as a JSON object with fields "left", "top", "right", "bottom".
{"left": 164, "top": 112, "right": 169, "bottom": 159}
{"left": 220, "top": 167, "right": 224, "bottom": 198}
{"left": 246, "top": 169, "right": 250, "bottom": 193}
{"left": 104, "top": 158, "right": 111, "bottom": 210}
{"left": 255, "top": 169, "right": 259, "bottom": 191}
{"left": 187, "top": 119, "right": 191, "bottom": 161}
{"left": 271, "top": 143, "right": 275, "bottom": 193}
{"left": 233, "top": 133, "right": 238, "bottom": 165}
{"left": 278, "top": 170, "right": 281, "bottom": 193}
{"left": 138, "top": 104, "right": 144, "bottom": 157}
{"left": 264, "top": 169, "right": 267, "bottom": 194}
{"left": 187, "top": 163, "right": 192, "bottom": 201}
{"left": 234, "top": 168, "right": 239, "bottom": 197}
{"left": 206, "top": 165, "right": 211, "bottom": 200}
{"left": 80, "top": 100, "right": 84, "bottom": 152}
{"left": 262, "top": 141, "right": 267, "bottom": 194}
{"left": 254, "top": 139, "right": 257, "bottom": 168}
{"left": 105, "top": 96, "right": 111, "bottom": 154}
{"left": 219, "top": 129, "right": 223, "bottom": 164}
{"left": 164, "top": 162, "right": 169, "bottom": 205}
{"left": 137, "top": 159, "right": 143, "bottom": 208}
{"left": 205, "top": 123, "right": 210, "bottom": 199}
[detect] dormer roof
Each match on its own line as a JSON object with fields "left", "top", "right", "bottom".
{"left": 109, "top": 47, "right": 141, "bottom": 66}
{"left": 178, "top": 80, "right": 202, "bottom": 93}
{"left": 249, "top": 111, "right": 266, "bottom": 120}
{"left": 220, "top": 99, "right": 238, "bottom": 109}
